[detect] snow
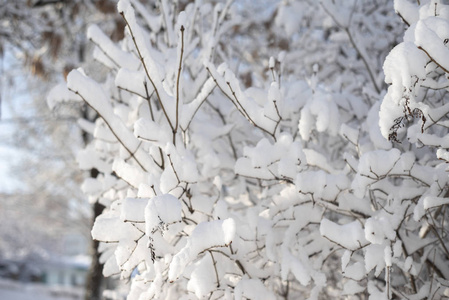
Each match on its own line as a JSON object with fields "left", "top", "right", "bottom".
{"left": 394, "top": 0, "right": 419, "bottom": 25}
{"left": 414, "top": 194, "right": 449, "bottom": 220}
{"left": 366, "top": 101, "right": 392, "bottom": 150}
{"left": 384, "top": 246, "right": 392, "bottom": 267}
{"left": 343, "top": 280, "right": 365, "bottom": 296}
{"left": 340, "top": 123, "right": 359, "bottom": 146}
{"left": 341, "top": 250, "right": 351, "bottom": 272}
{"left": 87, "top": 24, "right": 140, "bottom": 70}
{"left": 80, "top": 177, "right": 102, "bottom": 199}
{"left": 269, "top": 56, "right": 275, "bottom": 69}
{"left": 68, "top": 69, "right": 157, "bottom": 172}
{"left": 168, "top": 218, "right": 235, "bottom": 281}
{"left": 46, "top": 0, "right": 449, "bottom": 298}
{"left": 343, "top": 262, "right": 365, "bottom": 281}
{"left": 164, "top": 143, "right": 199, "bottom": 183}
{"left": 409, "top": 127, "right": 449, "bottom": 148}
{"left": 93, "top": 121, "right": 116, "bottom": 143}
{"left": 408, "top": 283, "right": 431, "bottom": 300}
{"left": 186, "top": 255, "right": 216, "bottom": 298}
{"left": 365, "top": 215, "right": 397, "bottom": 244}
{"left": 115, "top": 69, "right": 148, "bottom": 97}
{"left": 320, "top": 0, "right": 354, "bottom": 28}
{"left": 118, "top": 0, "right": 175, "bottom": 123}
{"left": 112, "top": 159, "right": 149, "bottom": 188}
{"left": 380, "top": 41, "right": 429, "bottom": 138}
{"left": 0, "top": 279, "right": 84, "bottom": 300}
{"left": 299, "top": 90, "right": 340, "bottom": 140}
{"left": 47, "top": 83, "right": 80, "bottom": 110}
{"left": 205, "top": 62, "right": 277, "bottom": 133}
{"left": 180, "top": 77, "right": 216, "bottom": 129}
{"left": 275, "top": 1, "right": 303, "bottom": 36}
{"left": 244, "top": 138, "right": 274, "bottom": 168}
{"left": 176, "top": 11, "right": 187, "bottom": 30}
{"left": 415, "top": 17, "right": 449, "bottom": 72}
{"left": 160, "top": 0, "right": 176, "bottom": 46}
{"left": 159, "top": 166, "right": 179, "bottom": 193}
{"left": 134, "top": 118, "right": 171, "bottom": 146}
{"left": 383, "top": 42, "right": 427, "bottom": 98}
{"left": 236, "top": 134, "right": 307, "bottom": 181}
{"left": 265, "top": 82, "right": 282, "bottom": 121}
{"left": 144, "top": 194, "right": 182, "bottom": 235}
{"left": 437, "top": 148, "right": 449, "bottom": 161}
{"left": 303, "top": 149, "right": 337, "bottom": 174}
{"left": 423, "top": 196, "right": 449, "bottom": 210}
{"left": 393, "top": 240, "right": 402, "bottom": 258}
{"left": 77, "top": 119, "right": 95, "bottom": 136}
{"left": 296, "top": 170, "right": 326, "bottom": 198}
{"left": 365, "top": 244, "right": 387, "bottom": 276}
{"left": 234, "top": 278, "right": 276, "bottom": 300}
{"left": 121, "top": 197, "right": 149, "bottom": 222}
{"left": 128, "top": 0, "right": 162, "bottom": 33}
{"left": 368, "top": 281, "right": 387, "bottom": 300}
{"left": 281, "top": 248, "right": 311, "bottom": 285}
{"left": 351, "top": 149, "right": 401, "bottom": 197}
{"left": 76, "top": 147, "right": 111, "bottom": 174}
{"left": 67, "top": 71, "right": 134, "bottom": 146}
{"left": 320, "top": 219, "right": 368, "bottom": 251}
{"left": 91, "top": 212, "right": 142, "bottom": 243}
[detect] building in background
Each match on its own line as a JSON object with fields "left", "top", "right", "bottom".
{"left": 0, "top": 231, "right": 89, "bottom": 287}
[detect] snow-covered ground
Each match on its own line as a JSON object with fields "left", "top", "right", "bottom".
{"left": 0, "top": 279, "right": 84, "bottom": 300}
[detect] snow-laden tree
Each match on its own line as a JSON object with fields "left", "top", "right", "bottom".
{"left": 49, "top": 0, "right": 449, "bottom": 299}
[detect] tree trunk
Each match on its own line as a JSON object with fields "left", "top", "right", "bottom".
{"left": 84, "top": 199, "right": 105, "bottom": 300}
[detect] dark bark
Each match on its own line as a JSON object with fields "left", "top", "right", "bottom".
{"left": 84, "top": 184, "right": 105, "bottom": 300}
{"left": 82, "top": 107, "right": 104, "bottom": 300}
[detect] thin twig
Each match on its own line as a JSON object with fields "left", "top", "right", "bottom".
{"left": 69, "top": 89, "right": 147, "bottom": 172}
{"left": 167, "top": 153, "right": 181, "bottom": 184}
{"left": 174, "top": 25, "right": 185, "bottom": 145}
{"left": 209, "top": 251, "right": 220, "bottom": 288}
{"left": 120, "top": 12, "right": 175, "bottom": 131}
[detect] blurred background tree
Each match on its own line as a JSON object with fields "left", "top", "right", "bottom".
{"left": 0, "top": 0, "right": 125, "bottom": 298}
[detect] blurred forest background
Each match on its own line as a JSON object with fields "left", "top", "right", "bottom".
{"left": 0, "top": 0, "right": 126, "bottom": 299}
